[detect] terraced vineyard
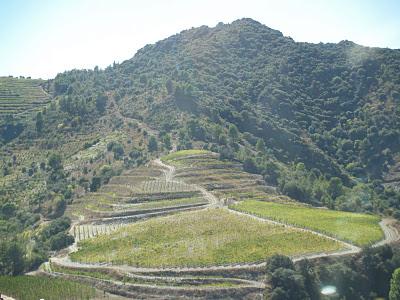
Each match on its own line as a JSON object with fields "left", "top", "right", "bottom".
{"left": 0, "top": 76, "right": 50, "bottom": 118}
{"left": 42, "top": 150, "right": 394, "bottom": 299}
{"left": 230, "top": 200, "right": 384, "bottom": 246}
{"left": 72, "top": 223, "right": 125, "bottom": 242}
{"left": 166, "top": 150, "right": 288, "bottom": 204}
{"left": 67, "top": 160, "right": 209, "bottom": 242}
{"left": 0, "top": 275, "right": 95, "bottom": 300}
{"left": 71, "top": 208, "right": 342, "bottom": 267}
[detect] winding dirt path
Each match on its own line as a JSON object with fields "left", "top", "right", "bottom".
{"left": 0, "top": 295, "right": 16, "bottom": 300}
{"left": 373, "top": 218, "right": 400, "bottom": 247}
{"left": 154, "top": 158, "right": 220, "bottom": 207}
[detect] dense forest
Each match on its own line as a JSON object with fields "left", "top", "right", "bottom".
{"left": 1, "top": 18, "right": 400, "bottom": 297}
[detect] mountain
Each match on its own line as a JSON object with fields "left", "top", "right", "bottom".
{"left": 56, "top": 18, "right": 400, "bottom": 176}
{"left": 1, "top": 18, "right": 400, "bottom": 275}
{"left": 51, "top": 18, "right": 400, "bottom": 197}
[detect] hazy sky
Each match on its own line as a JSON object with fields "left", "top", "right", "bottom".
{"left": 1, "top": 0, "right": 399, "bottom": 79}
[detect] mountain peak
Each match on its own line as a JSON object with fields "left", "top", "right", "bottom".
{"left": 229, "top": 18, "right": 284, "bottom": 37}
{"left": 231, "top": 17, "right": 262, "bottom": 26}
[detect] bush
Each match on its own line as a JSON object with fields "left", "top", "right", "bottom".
{"left": 390, "top": 268, "right": 400, "bottom": 300}
{"left": 47, "top": 153, "right": 62, "bottom": 171}
{"left": 0, "top": 240, "right": 25, "bottom": 275}
{"left": 90, "top": 176, "right": 101, "bottom": 192}
{"left": 393, "top": 210, "right": 400, "bottom": 220}
{"left": 148, "top": 136, "right": 158, "bottom": 152}
{"left": 49, "top": 232, "right": 74, "bottom": 250}
{"left": 282, "top": 181, "right": 307, "bottom": 202}
{"left": 243, "top": 157, "right": 258, "bottom": 173}
{"left": 41, "top": 217, "right": 71, "bottom": 240}
{"left": 266, "top": 254, "right": 294, "bottom": 273}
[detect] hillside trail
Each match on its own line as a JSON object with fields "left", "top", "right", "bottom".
{"left": 108, "top": 93, "right": 159, "bottom": 137}
{"left": 47, "top": 155, "right": 400, "bottom": 276}
{"left": 374, "top": 218, "right": 400, "bottom": 247}
{"left": 153, "top": 158, "right": 220, "bottom": 207}
{"left": 0, "top": 295, "right": 16, "bottom": 300}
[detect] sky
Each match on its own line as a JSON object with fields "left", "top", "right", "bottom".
{"left": 0, "top": 0, "right": 399, "bottom": 79}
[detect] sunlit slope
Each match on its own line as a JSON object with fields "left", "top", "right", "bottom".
{"left": 71, "top": 208, "right": 342, "bottom": 267}
{"left": 231, "top": 200, "right": 383, "bottom": 246}
{"left": 0, "top": 76, "right": 50, "bottom": 118}
{"left": 165, "top": 150, "right": 383, "bottom": 247}
{"left": 68, "top": 161, "right": 208, "bottom": 241}
{"left": 0, "top": 276, "right": 95, "bottom": 300}
{"left": 163, "top": 150, "right": 289, "bottom": 203}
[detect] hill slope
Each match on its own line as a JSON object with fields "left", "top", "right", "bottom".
{"left": 1, "top": 18, "right": 400, "bottom": 278}
{"left": 0, "top": 76, "right": 50, "bottom": 118}
{"left": 49, "top": 18, "right": 400, "bottom": 206}
{"left": 53, "top": 18, "right": 400, "bottom": 178}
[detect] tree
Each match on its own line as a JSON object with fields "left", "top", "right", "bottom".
{"left": 186, "top": 119, "right": 206, "bottom": 140}
{"left": 35, "top": 112, "right": 44, "bottom": 133}
{"left": 90, "top": 176, "right": 101, "bottom": 192}
{"left": 256, "top": 138, "right": 266, "bottom": 153}
{"left": 51, "top": 196, "right": 66, "bottom": 218}
{"left": 1, "top": 202, "right": 17, "bottom": 218}
{"left": 297, "top": 259, "right": 320, "bottom": 300}
{"left": 166, "top": 79, "right": 174, "bottom": 94}
{"left": 218, "top": 134, "right": 228, "bottom": 145}
{"left": 319, "top": 262, "right": 370, "bottom": 299}
{"left": 48, "top": 153, "right": 62, "bottom": 171}
{"left": 243, "top": 157, "right": 258, "bottom": 173}
{"left": 49, "top": 232, "right": 74, "bottom": 250}
{"left": 327, "top": 177, "right": 343, "bottom": 199}
{"left": 96, "top": 94, "right": 108, "bottom": 113}
{"left": 267, "top": 254, "right": 295, "bottom": 273}
{"left": 282, "top": 181, "right": 306, "bottom": 202}
{"left": 148, "top": 136, "right": 158, "bottom": 152}
{"left": 111, "top": 143, "right": 124, "bottom": 160}
{"left": 0, "top": 240, "right": 25, "bottom": 275}
{"left": 163, "top": 134, "right": 172, "bottom": 150}
{"left": 390, "top": 268, "right": 400, "bottom": 300}
{"left": 40, "top": 217, "right": 71, "bottom": 240}
{"left": 270, "top": 268, "right": 310, "bottom": 300}
{"left": 228, "top": 124, "right": 239, "bottom": 141}
{"left": 270, "top": 287, "right": 290, "bottom": 300}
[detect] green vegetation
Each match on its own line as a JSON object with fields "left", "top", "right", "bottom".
{"left": 266, "top": 255, "right": 318, "bottom": 300}
{"left": 390, "top": 268, "right": 400, "bottom": 300}
{"left": 266, "top": 246, "right": 400, "bottom": 300}
{"left": 0, "top": 76, "right": 49, "bottom": 119}
{"left": 231, "top": 200, "right": 383, "bottom": 246}
{"left": 126, "top": 197, "right": 206, "bottom": 210}
{"left": 161, "top": 149, "right": 211, "bottom": 161}
{"left": 0, "top": 216, "right": 74, "bottom": 276}
{"left": 71, "top": 208, "right": 342, "bottom": 267}
{"left": 0, "top": 275, "right": 95, "bottom": 300}
{"left": 49, "top": 263, "right": 244, "bottom": 288}
{"left": 1, "top": 18, "right": 400, "bottom": 299}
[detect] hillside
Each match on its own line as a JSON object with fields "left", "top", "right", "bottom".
{"left": 47, "top": 18, "right": 400, "bottom": 210}
{"left": 1, "top": 18, "right": 400, "bottom": 299}
{"left": 0, "top": 76, "right": 50, "bottom": 118}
